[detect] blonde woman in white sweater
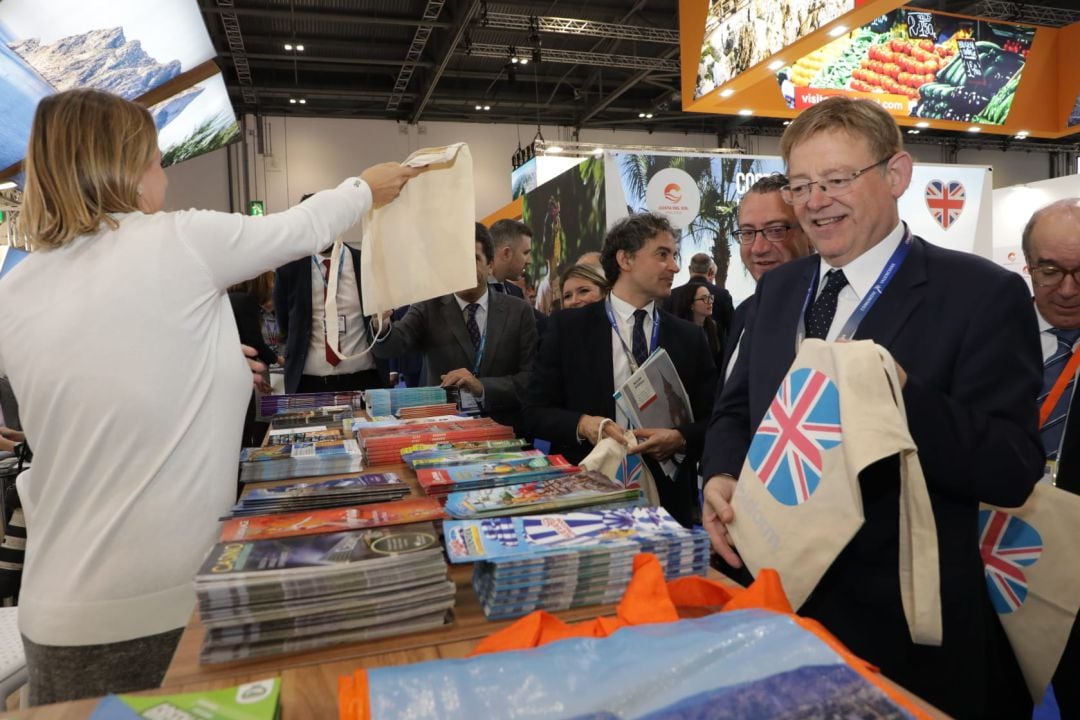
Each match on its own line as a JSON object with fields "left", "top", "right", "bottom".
{"left": 0, "top": 88, "right": 415, "bottom": 705}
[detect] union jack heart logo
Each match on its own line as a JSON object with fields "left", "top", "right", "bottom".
{"left": 747, "top": 368, "right": 843, "bottom": 506}
{"left": 924, "top": 180, "right": 965, "bottom": 230}
{"left": 979, "top": 509, "right": 1043, "bottom": 614}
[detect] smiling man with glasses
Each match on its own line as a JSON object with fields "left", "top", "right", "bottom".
{"left": 702, "top": 96, "right": 1042, "bottom": 717}
{"left": 1021, "top": 198, "right": 1080, "bottom": 717}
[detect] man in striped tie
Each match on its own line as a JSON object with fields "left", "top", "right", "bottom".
{"left": 1024, "top": 198, "right": 1080, "bottom": 716}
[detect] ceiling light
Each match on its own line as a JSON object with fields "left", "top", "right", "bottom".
{"left": 768, "top": 59, "right": 784, "bottom": 71}
{"left": 475, "top": 104, "right": 483, "bottom": 110}
{"left": 483, "top": 105, "right": 490, "bottom": 111}
{"left": 907, "top": 129, "right": 920, "bottom": 134}
{"left": 519, "top": 57, "right": 529, "bottom": 65}
{"left": 828, "top": 25, "right": 848, "bottom": 37}
{"left": 645, "top": 112, "right": 653, "bottom": 119}
{"left": 511, "top": 56, "right": 519, "bottom": 64}
{"left": 298, "top": 98, "right": 306, "bottom": 105}
{"left": 289, "top": 98, "right": 297, "bottom": 104}
{"left": 1015, "top": 130, "right": 1030, "bottom": 138}
{"left": 295, "top": 44, "right": 304, "bottom": 52}
{"left": 738, "top": 108, "right": 753, "bottom": 116}
{"left": 916, "top": 121, "right": 929, "bottom": 128}
{"left": 638, "top": 112, "right": 646, "bottom": 118}
{"left": 719, "top": 89, "right": 734, "bottom": 98}
{"left": 967, "top": 126, "right": 981, "bottom": 133}
{"left": 782, "top": 120, "right": 791, "bottom": 126}
{"left": 547, "top": 145, "right": 564, "bottom": 154}
{"left": 284, "top": 43, "right": 293, "bottom": 51}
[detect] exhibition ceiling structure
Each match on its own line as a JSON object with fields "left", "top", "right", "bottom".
{"left": 198, "top": 0, "right": 1080, "bottom": 150}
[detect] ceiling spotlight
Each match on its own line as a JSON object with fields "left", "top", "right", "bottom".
{"left": 907, "top": 129, "right": 920, "bottom": 134}
{"left": 475, "top": 104, "right": 483, "bottom": 110}
{"left": 298, "top": 98, "right": 306, "bottom": 104}
{"left": 967, "top": 126, "right": 981, "bottom": 133}
{"left": 638, "top": 112, "right": 646, "bottom": 118}
{"left": 284, "top": 43, "right": 293, "bottom": 51}
{"left": 915, "top": 121, "right": 929, "bottom": 128}
{"left": 519, "top": 57, "right": 529, "bottom": 65}
{"left": 768, "top": 59, "right": 784, "bottom": 71}
{"left": 738, "top": 108, "right": 753, "bottom": 116}
{"left": 547, "top": 145, "right": 564, "bottom": 154}
{"left": 289, "top": 98, "right": 297, "bottom": 104}
{"left": 782, "top": 120, "right": 791, "bottom": 126}
{"left": 828, "top": 25, "right": 848, "bottom": 37}
{"left": 295, "top": 44, "right": 304, "bottom": 52}
{"left": 719, "top": 88, "right": 734, "bottom": 98}
{"left": 511, "top": 56, "right": 519, "bottom": 64}
{"left": 1015, "top": 130, "right": 1030, "bottom": 138}
{"left": 645, "top": 112, "right": 653, "bottom": 119}
{"left": 483, "top": 105, "right": 490, "bottom": 111}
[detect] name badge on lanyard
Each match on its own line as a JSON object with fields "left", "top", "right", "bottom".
{"left": 795, "top": 226, "right": 913, "bottom": 347}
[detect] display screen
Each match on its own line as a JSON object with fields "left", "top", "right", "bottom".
{"left": 776, "top": 9, "right": 1035, "bottom": 125}
{"left": 150, "top": 72, "right": 239, "bottom": 168}
{"left": 0, "top": 0, "right": 217, "bottom": 173}
{"left": 695, "top": 0, "right": 856, "bottom": 99}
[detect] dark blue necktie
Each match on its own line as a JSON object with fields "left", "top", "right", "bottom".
{"left": 805, "top": 269, "right": 849, "bottom": 340}
{"left": 631, "top": 309, "right": 649, "bottom": 367}
{"left": 465, "top": 303, "right": 481, "bottom": 351}
{"left": 490, "top": 281, "right": 505, "bottom": 293}
{"left": 1041, "top": 327, "right": 1080, "bottom": 459}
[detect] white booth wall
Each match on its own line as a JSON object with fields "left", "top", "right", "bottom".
{"left": 163, "top": 115, "right": 1064, "bottom": 223}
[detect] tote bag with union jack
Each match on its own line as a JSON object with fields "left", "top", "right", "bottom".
{"left": 982, "top": 482, "right": 1080, "bottom": 701}
{"left": 729, "top": 339, "right": 942, "bottom": 645}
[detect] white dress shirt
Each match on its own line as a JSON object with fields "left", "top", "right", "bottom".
{"left": 454, "top": 288, "right": 490, "bottom": 341}
{"left": 608, "top": 292, "right": 656, "bottom": 428}
{"left": 816, "top": 221, "right": 906, "bottom": 341}
{"left": 304, "top": 248, "right": 375, "bottom": 375}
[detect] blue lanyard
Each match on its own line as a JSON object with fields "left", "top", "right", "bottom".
{"left": 604, "top": 297, "right": 661, "bottom": 373}
{"left": 472, "top": 330, "right": 487, "bottom": 375}
{"left": 311, "top": 254, "right": 345, "bottom": 289}
{"left": 796, "top": 226, "right": 913, "bottom": 346}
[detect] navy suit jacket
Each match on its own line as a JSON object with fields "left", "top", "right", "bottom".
{"left": 703, "top": 235, "right": 1043, "bottom": 717}
{"left": 524, "top": 301, "right": 718, "bottom": 525}
{"left": 273, "top": 247, "right": 388, "bottom": 394}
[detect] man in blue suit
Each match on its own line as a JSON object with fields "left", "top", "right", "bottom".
{"left": 701, "top": 97, "right": 1042, "bottom": 718}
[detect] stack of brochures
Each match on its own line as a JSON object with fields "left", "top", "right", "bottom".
{"left": 396, "top": 402, "right": 460, "bottom": 419}
{"left": 195, "top": 523, "right": 454, "bottom": 663}
{"left": 259, "top": 392, "right": 365, "bottom": 417}
{"left": 442, "top": 470, "right": 643, "bottom": 519}
{"left": 444, "top": 507, "right": 710, "bottom": 619}
{"left": 225, "top": 473, "right": 411, "bottom": 517}
{"left": 415, "top": 455, "right": 576, "bottom": 498}
{"left": 359, "top": 417, "right": 515, "bottom": 465}
{"left": 363, "top": 386, "right": 449, "bottom": 417}
{"left": 219, "top": 497, "right": 446, "bottom": 541}
{"left": 238, "top": 439, "right": 364, "bottom": 482}
{"left": 400, "top": 439, "right": 530, "bottom": 465}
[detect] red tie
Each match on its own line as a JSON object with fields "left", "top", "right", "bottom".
{"left": 322, "top": 259, "right": 341, "bottom": 367}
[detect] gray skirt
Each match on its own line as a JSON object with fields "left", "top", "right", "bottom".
{"left": 22, "top": 627, "right": 183, "bottom": 706}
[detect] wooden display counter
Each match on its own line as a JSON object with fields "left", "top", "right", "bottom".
{"left": 0, "top": 453, "right": 952, "bottom": 719}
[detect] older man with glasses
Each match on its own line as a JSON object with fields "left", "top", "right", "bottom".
{"left": 1021, "top": 198, "right": 1080, "bottom": 717}
{"left": 701, "top": 96, "right": 1042, "bottom": 718}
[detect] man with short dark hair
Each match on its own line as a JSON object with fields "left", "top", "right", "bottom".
{"left": 702, "top": 97, "right": 1041, "bottom": 717}
{"left": 373, "top": 223, "right": 536, "bottom": 432}
{"left": 489, "top": 218, "right": 547, "bottom": 333}
{"left": 1022, "top": 199, "right": 1080, "bottom": 716}
{"left": 526, "top": 213, "right": 717, "bottom": 526}
{"left": 665, "top": 252, "right": 733, "bottom": 340}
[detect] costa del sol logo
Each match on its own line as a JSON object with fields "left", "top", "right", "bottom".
{"left": 645, "top": 168, "right": 700, "bottom": 228}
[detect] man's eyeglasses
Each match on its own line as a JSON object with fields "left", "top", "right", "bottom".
{"left": 781, "top": 156, "right": 893, "bottom": 206}
{"left": 1030, "top": 263, "right": 1080, "bottom": 288}
{"left": 730, "top": 225, "right": 792, "bottom": 245}
{"left": 693, "top": 295, "right": 715, "bottom": 304}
